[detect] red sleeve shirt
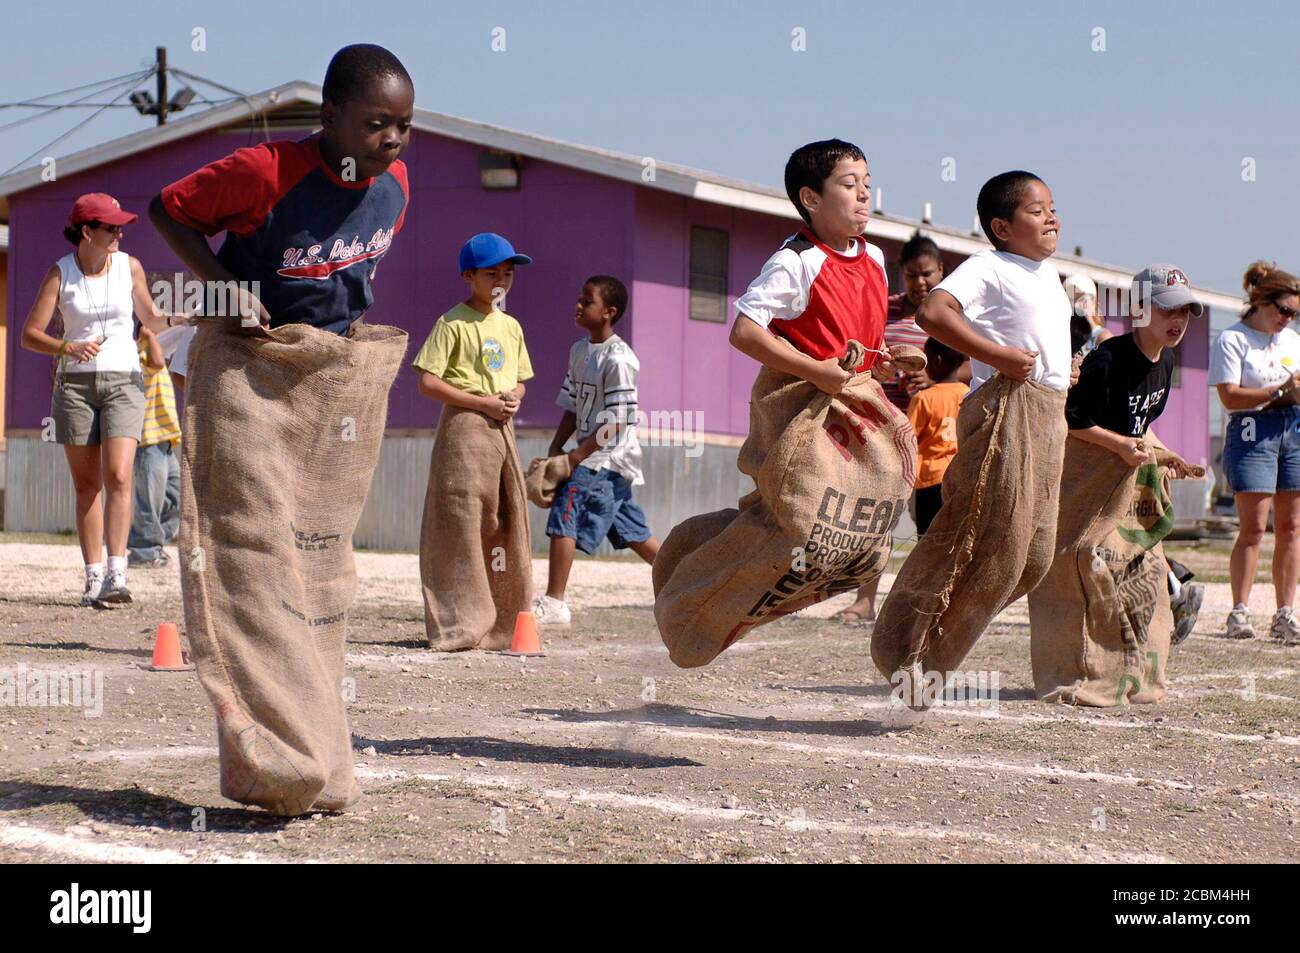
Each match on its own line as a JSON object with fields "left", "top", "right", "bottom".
{"left": 160, "top": 134, "right": 409, "bottom": 335}
{"left": 733, "top": 228, "right": 889, "bottom": 372}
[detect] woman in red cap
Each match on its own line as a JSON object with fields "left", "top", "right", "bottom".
{"left": 21, "top": 193, "right": 180, "bottom": 605}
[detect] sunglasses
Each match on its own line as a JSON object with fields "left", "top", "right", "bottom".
{"left": 82, "top": 221, "right": 124, "bottom": 235}
{"left": 1275, "top": 301, "right": 1300, "bottom": 320}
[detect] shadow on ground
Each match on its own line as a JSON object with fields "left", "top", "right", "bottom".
{"left": 525, "top": 702, "right": 897, "bottom": 737}
{"left": 0, "top": 780, "right": 290, "bottom": 833}
{"left": 351, "top": 734, "right": 699, "bottom": 769}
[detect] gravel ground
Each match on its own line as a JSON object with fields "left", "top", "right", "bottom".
{"left": 1, "top": 538, "right": 1298, "bottom": 864}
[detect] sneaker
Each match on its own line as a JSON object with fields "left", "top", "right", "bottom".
{"left": 1225, "top": 605, "right": 1256, "bottom": 640}
{"left": 95, "top": 570, "right": 132, "bottom": 606}
{"left": 80, "top": 572, "right": 105, "bottom": 607}
{"left": 128, "top": 552, "right": 171, "bottom": 569}
{"left": 1269, "top": 607, "right": 1300, "bottom": 645}
{"left": 532, "top": 594, "right": 571, "bottom": 625}
{"left": 1170, "top": 583, "right": 1204, "bottom": 646}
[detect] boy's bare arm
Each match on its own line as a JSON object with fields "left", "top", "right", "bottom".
{"left": 548, "top": 411, "right": 578, "bottom": 456}
{"left": 729, "top": 315, "right": 851, "bottom": 394}
{"left": 148, "top": 195, "right": 270, "bottom": 326}
{"left": 569, "top": 430, "right": 604, "bottom": 465}
{"left": 1069, "top": 425, "right": 1147, "bottom": 466}
{"left": 418, "top": 371, "right": 512, "bottom": 421}
{"left": 916, "top": 290, "right": 1037, "bottom": 381}
{"left": 140, "top": 326, "right": 165, "bottom": 370}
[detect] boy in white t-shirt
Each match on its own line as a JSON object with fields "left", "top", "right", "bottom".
{"left": 534, "top": 276, "right": 660, "bottom": 625}
{"left": 872, "top": 170, "right": 1075, "bottom": 697}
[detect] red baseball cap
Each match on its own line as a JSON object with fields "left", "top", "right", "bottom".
{"left": 67, "top": 193, "right": 138, "bottom": 227}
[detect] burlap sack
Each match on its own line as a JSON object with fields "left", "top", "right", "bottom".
{"left": 871, "top": 376, "right": 1067, "bottom": 700}
{"left": 421, "top": 405, "right": 533, "bottom": 651}
{"left": 525, "top": 453, "right": 573, "bottom": 508}
{"left": 1028, "top": 435, "right": 1203, "bottom": 706}
{"left": 180, "top": 319, "right": 407, "bottom": 816}
{"left": 653, "top": 342, "right": 919, "bottom": 667}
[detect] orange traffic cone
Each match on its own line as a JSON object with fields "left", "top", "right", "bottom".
{"left": 505, "top": 611, "right": 544, "bottom": 657}
{"left": 145, "top": 622, "right": 194, "bottom": 672}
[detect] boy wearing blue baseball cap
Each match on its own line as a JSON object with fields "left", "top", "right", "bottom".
{"left": 413, "top": 232, "right": 536, "bottom": 651}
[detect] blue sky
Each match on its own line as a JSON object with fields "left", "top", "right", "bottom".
{"left": 2, "top": 0, "right": 1297, "bottom": 294}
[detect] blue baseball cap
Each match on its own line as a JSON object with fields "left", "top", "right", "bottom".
{"left": 458, "top": 232, "right": 533, "bottom": 271}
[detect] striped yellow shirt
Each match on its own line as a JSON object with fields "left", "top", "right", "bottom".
{"left": 138, "top": 340, "right": 181, "bottom": 447}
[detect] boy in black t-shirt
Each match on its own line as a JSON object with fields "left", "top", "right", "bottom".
{"left": 1066, "top": 263, "right": 1205, "bottom": 643}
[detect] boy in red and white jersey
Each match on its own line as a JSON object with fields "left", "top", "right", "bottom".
{"left": 731, "top": 138, "right": 894, "bottom": 388}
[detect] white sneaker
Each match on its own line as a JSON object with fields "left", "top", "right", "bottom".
{"left": 96, "top": 570, "right": 132, "bottom": 606}
{"left": 1269, "top": 607, "right": 1300, "bottom": 645}
{"left": 81, "top": 572, "right": 105, "bottom": 607}
{"left": 532, "top": 594, "right": 571, "bottom": 625}
{"left": 1225, "top": 605, "right": 1256, "bottom": 640}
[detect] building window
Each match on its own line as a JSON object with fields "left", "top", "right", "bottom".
{"left": 689, "top": 226, "right": 729, "bottom": 322}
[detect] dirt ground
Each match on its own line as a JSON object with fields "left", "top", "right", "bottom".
{"left": 2, "top": 534, "right": 1298, "bottom": 864}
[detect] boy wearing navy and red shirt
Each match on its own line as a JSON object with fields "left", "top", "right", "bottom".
{"left": 731, "top": 139, "right": 896, "bottom": 391}
{"left": 148, "top": 45, "right": 415, "bottom": 816}
{"left": 156, "top": 138, "right": 407, "bottom": 335}
{"left": 150, "top": 52, "right": 411, "bottom": 335}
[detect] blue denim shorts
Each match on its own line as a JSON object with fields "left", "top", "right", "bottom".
{"left": 1223, "top": 406, "right": 1300, "bottom": 494}
{"left": 546, "top": 466, "right": 651, "bottom": 554}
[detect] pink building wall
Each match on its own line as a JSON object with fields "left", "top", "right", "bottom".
{"left": 4, "top": 122, "right": 1210, "bottom": 464}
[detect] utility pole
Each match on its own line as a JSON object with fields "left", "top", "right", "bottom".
{"left": 156, "top": 47, "right": 167, "bottom": 126}
{"left": 129, "top": 47, "right": 194, "bottom": 125}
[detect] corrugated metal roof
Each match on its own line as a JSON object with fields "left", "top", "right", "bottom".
{"left": 0, "top": 81, "right": 1244, "bottom": 310}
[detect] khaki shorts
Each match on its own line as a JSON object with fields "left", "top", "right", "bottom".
{"left": 52, "top": 371, "right": 146, "bottom": 445}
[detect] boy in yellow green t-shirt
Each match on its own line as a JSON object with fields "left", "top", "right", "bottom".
{"left": 414, "top": 233, "right": 535, "bottom": 651}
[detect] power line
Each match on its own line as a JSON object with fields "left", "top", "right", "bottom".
{"left": 0, "top": 69, "right": 153, "bottom": 136}
{"left": 0, "top": 57, "right": 266, "bottom": 176}
{"left": 168, "top": 68, "right": 248, "bottom": 100}
{"left": 3, "top": 75, "right": 148, "bottom": 176}
{"left": 0, "top": 68, "right": 158, "bottom": 108}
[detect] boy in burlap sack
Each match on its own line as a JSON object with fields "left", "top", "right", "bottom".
{"left": 150, "top": 45, "right": 414, "bottom": 815}
{"left": 1030, "top": 264, "right": 1207, "bottom": 705}
{"left": 654, "top": 139, "right": 920, "bottom": 667}
{"left": 531, "top": 276, "right": 660, "bottom": 627}
{"left": 414, "top": 233, "right": 534, "bottom": 651}
{"left": 832, "top": 232, "right": 971, "bottom": 626}
{"left": 871, "top": 171, "right": 1076, "bottom": 708}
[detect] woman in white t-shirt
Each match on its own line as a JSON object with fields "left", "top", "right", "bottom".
{"left": 21, "top": 193, "right": 180, "bottom": 606}
{"left": 1209, "top": 260, "right": 1300, "bottom": 643}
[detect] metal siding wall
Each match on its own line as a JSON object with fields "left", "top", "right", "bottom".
{"left": 6, "top": 431, "right": 924, "bottom": 549}
{"left": 353, "top": 432, "right": 756, "bottom": 554}
{"left": 4, "top": 436, "right": 77, "bottom": 531}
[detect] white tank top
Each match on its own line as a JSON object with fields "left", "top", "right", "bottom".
{"left": 56, "top": 250, "right": 140, "bottom": 374}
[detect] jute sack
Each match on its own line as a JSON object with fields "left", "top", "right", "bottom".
{"left": 420, "top": 405, "right": 533, "bottom": 651}
{"left": 653, "top": 342, "right": 919, "bottom": 668}
{"left": 180, "top": 319, "right": 407, "bottom": 816}
{"left": 871, "top": 375, "right": 1067, "bottom": 702}
{"left": 525, "top": 453, "right": 573, "bottom": 508}
{"left": 1028, "top": 435, "right": 1203, "bottom": 706}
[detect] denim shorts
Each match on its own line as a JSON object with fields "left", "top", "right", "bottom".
{"left": 1223, "top": 406, "right": 1300, "bottom": 494}
{"left": 546, "top": 466, "right": 651, "bottom": 554}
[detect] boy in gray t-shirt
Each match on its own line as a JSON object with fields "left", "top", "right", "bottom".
{"left": 535, "top": 276, "right": 660, "bottom": 625}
